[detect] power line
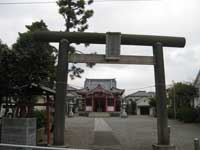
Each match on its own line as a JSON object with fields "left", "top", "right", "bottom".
{"left": 126, "top": 85, "right": 155, "bottom": 91}
{"left": 0, "top": 0, "right": 157, "bottom": 5}
{"left": 126, "top": 83, "right": 173, "bottom": 92}
{"left": 0, "top": 1, "right": 56, "bottom": 5}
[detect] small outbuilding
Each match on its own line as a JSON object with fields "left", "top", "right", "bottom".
{"left": 126, "top": 91, "right": 155, "bottom": 115}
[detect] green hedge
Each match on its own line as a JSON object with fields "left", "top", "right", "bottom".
{"left": 126, "top": 101, "right": 136, "bottom": 115}
{"left": 194, "top": 107, "right": 200, "bottom": 123}
{"left": 33, "top": 110, "right": 46, "bottom": 129}
{"left": 168, "top": 107, "right": 200, "bottom": 123}
{"left": 110, "top": 112, "right": 120, "bottom": 117}
{"left": 79, "top": 112, "right": 89, "bottom": 117}
{"left": 168, "top": 108, "right": 174, "bottom": 119}
{"left": 176, "top": 107, "right": 197, "bottom": 123}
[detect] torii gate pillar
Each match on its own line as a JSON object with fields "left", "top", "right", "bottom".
{"left": 153, "top": 42, "right": 169, "bottom": 145}
{"left": 54, "top": 39, "right": 69, "bottom": 145}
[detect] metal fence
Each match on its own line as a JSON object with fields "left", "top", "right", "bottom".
{"left": 0, "top": 143, "right": 89, "bottom": 150}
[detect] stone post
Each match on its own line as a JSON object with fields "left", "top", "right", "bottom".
{"left": 194, "top": 138, "right": 199, "bottom": 150}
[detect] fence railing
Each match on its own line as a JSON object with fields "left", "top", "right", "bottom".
{"left": 0, "top": 143, "right": 89, "bottom": 150}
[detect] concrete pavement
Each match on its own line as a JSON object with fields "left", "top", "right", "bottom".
{"left": 65, "top": 116, "right": 200, "bottom": 150}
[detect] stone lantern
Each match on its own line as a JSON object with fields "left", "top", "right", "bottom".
{"left": 68, "top": 100, "right": 74, "bottom": 117}
{"left": 121, "top": 99, "right": 127, "bottom": 118}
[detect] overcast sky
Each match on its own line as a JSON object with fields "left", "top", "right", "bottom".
{"left": 0, "top": 0, "right": 199, "bottom": 95}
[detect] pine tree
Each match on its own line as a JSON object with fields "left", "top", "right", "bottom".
{"left": 57, "top": 0, "right": 94, "bottom": 79}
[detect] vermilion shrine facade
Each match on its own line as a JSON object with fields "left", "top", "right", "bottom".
{"left": 78, "top": 79, "right": 124, "bottom": 112}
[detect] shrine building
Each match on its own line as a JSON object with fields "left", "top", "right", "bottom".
{"left": 78, "top": 79, "right": 124, "bottom": 112}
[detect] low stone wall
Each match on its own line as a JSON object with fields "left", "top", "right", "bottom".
{"left": 0, "top": 118, "right": 36, "bottom": 150}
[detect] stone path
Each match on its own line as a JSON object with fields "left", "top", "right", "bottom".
{"left": 65, "top": 116, "right": 200, "bottom": 150}
{"left": 64, "top": 117, "right": 94, "bottom": 148}
{"left": 93, "top": 118, "right": 120, "bottom": 148}
{"left": 94, "top": 118, "right": 112, "bottom": 131}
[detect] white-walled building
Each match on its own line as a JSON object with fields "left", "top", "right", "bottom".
{"left": 194, "top": 70, "right": 200, "bottom": 108}
{"left": 126, "top": 91, "right": 155, "bottom": 115}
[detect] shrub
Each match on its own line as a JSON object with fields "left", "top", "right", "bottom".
{"left": 168, "top": 108, "right": 174, "bottom": 119}
{"left": 110, "top": 112, "right": 120, "bottom": 117}
{"left": 33, "top": 110, "right": 46, "bottom": 129}
{"left": 79, "top": 112, "right": 89, "bottom": 117}
{"left": 131, "top": 101, "right": 137, "bottom": 115}
{"left": 195, "top": 107, "right": 200, "bottom": 123}
{"left": 177, "top": 107, "right": 197, "bottom": 123}
{"left": 126, "top": 103, "right": 132, "bottom": 115}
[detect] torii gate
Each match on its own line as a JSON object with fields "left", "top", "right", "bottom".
{"left": 33, "top": 31, "right": 185, "bottom": 149}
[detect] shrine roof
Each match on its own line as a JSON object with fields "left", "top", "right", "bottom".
{"left": 84, "top": 78, "right": 116, "bottom": 91}
{"left": 77, "top": 84, "right": 124, "bottom": 96}
{"left": 126, "top": 91, "right": 155, "bottom": 98}
{"left": 110, "top": 87, "right": 125, "bottom": 95}
{"left": 67, "top": 85, "right": 78, "bottom": 91}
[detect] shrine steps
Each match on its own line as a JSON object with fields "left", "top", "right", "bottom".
{"left": 89, "top": 112, "right": 110, "bottom": 118}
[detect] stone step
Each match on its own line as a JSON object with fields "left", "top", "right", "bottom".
{"left": 89, "top": 112, "right": 110, "bottom": 118}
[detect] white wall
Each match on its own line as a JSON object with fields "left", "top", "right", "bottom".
{"left": 136, "top": 97, "right": 150, "bottom": 107}
{"left": 86, "top": 106, "right": 92, "bottom": 111}
{"left": 107, "top": 106, "right": 114, "bottom": 112}
{"left": 136, "top": 107, "right": 140, "bottom": 115}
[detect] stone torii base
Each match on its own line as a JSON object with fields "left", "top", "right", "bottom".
{"left": 152, "top": 144, "right": 176, "bottom": 150}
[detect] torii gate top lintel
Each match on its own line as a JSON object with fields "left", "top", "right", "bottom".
{"left": 33, "top": 31, "right": 186, "bottom": 147}
{"left": 33, "top": 31, "right": 186, "bottom": 47}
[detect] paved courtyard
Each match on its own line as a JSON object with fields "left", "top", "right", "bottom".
{"left": 64, "top": 116, "right": 200, "bottom": 150}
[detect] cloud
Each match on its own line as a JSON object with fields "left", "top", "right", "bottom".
{"left": 0, "top": 0, "right": 199, "bottom": 95}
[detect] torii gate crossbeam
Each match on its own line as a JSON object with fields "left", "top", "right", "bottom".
{"left": 33, "top": 31, "right": 185, "bottom": 149}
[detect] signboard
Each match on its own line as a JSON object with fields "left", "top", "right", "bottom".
{"left": 106, "top": 32, "right": 121, "bottom": 60}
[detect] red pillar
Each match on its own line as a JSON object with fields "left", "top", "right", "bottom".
{"left": 106, "top": 95, "right": 108, "bottom": 112}
{"left": 114, "top": 96, "right": 116, "bottom": 112}
{"left": 92, "top": 95, "right": 94, "bottom": 112}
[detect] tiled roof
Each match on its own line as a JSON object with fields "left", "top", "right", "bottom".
{"left": 110, "top": 87, "right": 125, "bottom": 95}
{"left": 87, "top": 84, "right": 112, "bottom": 95}
{"left": 67, "top": 85, "right": 78, "bottom": 91}
{"left": 126, "top": 91, "right": 155, "bottom": 98}
{"left": 77, "top": 84, "right": 124, "bottom": 96}
{"left": 84, "top": 78, "right": 116, "bottom": 91}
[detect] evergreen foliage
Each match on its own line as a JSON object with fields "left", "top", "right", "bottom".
{"left": 57, "top": 0, "right": 94, "bottom": 79}
{"left": 167, "top": 82, "right": 198, "bottom": 109}
{"left": 0, "top": 20, "right": 56, "bottom": 117}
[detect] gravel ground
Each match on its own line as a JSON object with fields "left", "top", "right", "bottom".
{"left": 104, "top": 116, "right": 157, "bottom": 150}
{"left": 64, "top": 117, "right": 94, "bottom": 148}
{"left": 168, "top": 119, "right": 200, "bottom": 150}
{"left": 105, "top": 116, "right": 200, "bottom": 150}
{"left": 64, "top": 116, "right": 200, "bottom": 150}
